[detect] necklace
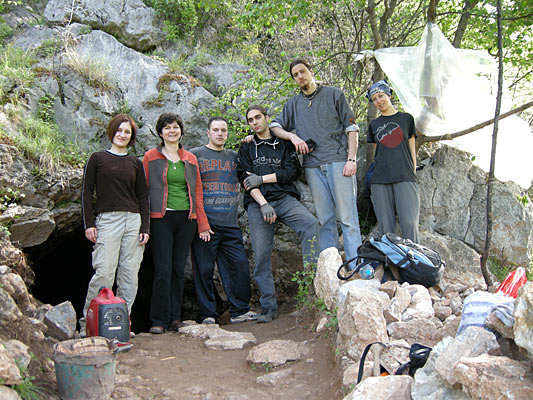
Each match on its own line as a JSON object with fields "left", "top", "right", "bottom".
{"left": 163, "top": 147, "right": 179, "bottom": 169}
{"left": 301, "top": 84, "right": 320, "bottom": 108}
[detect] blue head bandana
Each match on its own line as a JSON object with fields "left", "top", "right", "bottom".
{"left": 366, "top": 80, "right": 392, "bottom": 101}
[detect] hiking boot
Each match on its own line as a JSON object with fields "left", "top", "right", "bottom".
{"left": 257, "top": 310, "right": 278, "bottom": 323}
{"left": 202, "top": 317, "right": 216, "bottom": 324}
{"left": 230, "top": 310, "right": 259, "bottom": 324}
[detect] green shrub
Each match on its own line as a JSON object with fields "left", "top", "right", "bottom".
{"left": 205, "top": 68, "right": 297, "bottom": 150}
{"left": 145, "top": 0, "right": 198, "bottom": 39}
{"left": 0, "top": 45, "right": 36, "bottom": 104}
{"left": 0, "top": 17, "right": 12, "bottom": 46}
{"left": 13, "top": 117, "right": 86, "bottom": 170}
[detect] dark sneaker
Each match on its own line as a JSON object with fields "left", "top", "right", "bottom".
{"left": 168, "top": 320, "right": 185, "bottom": 331}
{"left": 257, "top": 310, "right": 278, "bottom": 323}
{"left": 202, "top": 317, "right": 216, "bottom": 325}
{"left": 230, "top": 311, "right": 259, "bottom": 324}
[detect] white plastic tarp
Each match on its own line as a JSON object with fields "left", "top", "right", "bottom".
{"left": 371, "top": 23, "right": 532, "bottom": 189}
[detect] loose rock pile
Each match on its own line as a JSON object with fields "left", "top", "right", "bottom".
{"left": 314, "top": 246, "right": 533, "bottom": 399}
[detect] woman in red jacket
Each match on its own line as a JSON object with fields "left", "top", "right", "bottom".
{"left": 143, "top": 113, "right": 212, "bottom": 334}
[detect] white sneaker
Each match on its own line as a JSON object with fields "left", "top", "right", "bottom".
{"left": 230, "top": 311, "right": 259, "bottom": 324}
{"left": 202, "top": 317, "right": 216, "bottom": 324}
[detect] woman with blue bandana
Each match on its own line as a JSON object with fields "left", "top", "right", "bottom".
{"left": 366, "top": 80, "right": 420, "bottom": 242}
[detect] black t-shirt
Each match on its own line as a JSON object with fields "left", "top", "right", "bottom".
{"left": 367, "top": 112, "right": 417, "bottom": 184}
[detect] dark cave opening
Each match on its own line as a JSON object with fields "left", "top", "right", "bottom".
{"left": 26, "top": 225, "right": 221, "bottom": 333}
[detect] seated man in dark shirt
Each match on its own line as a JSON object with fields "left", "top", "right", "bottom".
{"left": 237, "top": 105, "right": 318, "bottom": 323}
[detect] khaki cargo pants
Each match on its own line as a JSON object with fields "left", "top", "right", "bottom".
{"left": 82, "top": 211, "right": 144, "bottom": 318}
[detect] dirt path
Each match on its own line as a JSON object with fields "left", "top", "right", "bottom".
{"left": 112, "top": 311, "right": 344, "bottom": 399}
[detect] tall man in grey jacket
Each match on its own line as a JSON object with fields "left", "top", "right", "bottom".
{"left": 269, "top": 59, "right": 362, "bottom": 267}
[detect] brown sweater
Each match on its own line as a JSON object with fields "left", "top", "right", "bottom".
{"left": 82, "top": 150, "right": 149, "bottom": 233}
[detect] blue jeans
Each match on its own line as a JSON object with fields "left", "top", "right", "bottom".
{"left": 247, "top": 196, "right": 318, "bottom": 312}
{"left": 305, "top": 162, "right": 362, "bottom": 267}
{"left": 191, "top": 225, "right": 251, "bottom": 319}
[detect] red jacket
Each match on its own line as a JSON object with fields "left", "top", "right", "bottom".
{"left": 143, "top": 145, "right": 210, "bottom": 233}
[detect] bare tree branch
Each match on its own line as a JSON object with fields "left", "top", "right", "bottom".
{"left": 417, "top": 100, "right": 533, "bottom": 144}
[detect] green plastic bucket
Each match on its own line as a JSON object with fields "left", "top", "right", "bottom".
{"left": 53, "top": 337, "right": 117, "bottom": 400}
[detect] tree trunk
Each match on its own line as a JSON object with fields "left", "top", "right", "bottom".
{"left": 452, "top": 0, "right": 481, "bottom": 48}
{"left": 480, "top": 0, "right": 504, "bottom": 290}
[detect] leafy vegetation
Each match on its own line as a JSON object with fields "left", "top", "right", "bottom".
{"left": 0, "top": 45, "right": 86, "bottom": 170}
{"left": 11, "top": 364, "right": 47, "bottom": 400}
{"left": 0, "top": 187, "right": 25, "bottom": 211}
{"left": 0, "top": 45, "right": 36, "bottom": 105}
{"left": 145, "top": 0, "right": 199, "bottom": 39}
{"left": 143, "top": 0, "right": 531, "bottom": 129}
{"left": 488, "top": 256, "right": 533, "bottom": 283}
{"left": 291, "top": 238, "right": 318, "bottom": 310}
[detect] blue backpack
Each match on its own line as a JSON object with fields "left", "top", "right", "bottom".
{"left": 337, "top": 233, "right": 445, "bottom": 288}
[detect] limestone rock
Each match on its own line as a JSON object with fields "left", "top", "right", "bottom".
{"left": 0, "top": 273, "right": 32, "bottom": 313}
{"left": 43, "top": 301, "right": 77, "bottom": 341}
{"left": 337, "top": 285, "right": 389, "bottom": 359}
{"left": 387, "top": 318, "right": 444, "bottom": 347}
{"left": 256, "top": 368, "right": 293, "bottom": 386}
{"left": 402, "top": 284, "right": 435, "bottom": 321}
{"left": 433, "top": 326, "right": 500, "bottom": 387}
{"left": 514, "top": 282, "right": 533, "bottom": 360}
{"left": 44, "top": 0, "right": 164, "bottom": 51}
{"left": 179, "top": 322, "right": 257, "bottom": 350}
{"left": 6, "top": 207, "right": 55, "bottom": 247}
{"left": 346, "top": 375, "right": 413, "bottom": 400}
{"left": 342, "top": 362, "right": 359, "bottom": 389}
{"left": 246, "top": 340, "right": 308, "bottom": 367}
{"left": 204, "top": 332, "right": 257, "bottom": 351}
{"left": 337, "top": 279, "right": 383, "bottom": 306}
{"left": 453, "top": 354, "right": 533, "bottom": 400}
{"left": 192, "top": 63, "right": 250, "bottom": 96}
{"left": 0, "top": 344, "right": 22, "bottom": 385}
{"left": 316, "top": 317, "right": 328, "bottom": 333}
{"left": 434, "top": 304, "right": 452, "bottom": 321}
{"left": 485, "top": 309, "right": 514, "bottom": 339}
{"left": 3, "top": 340, "right": 31, "bottom": 370}
{"left": 0, "top": 385, "right": 22, "bottom": 400}
{"left": 418, "top": 145, "right": 533, "bottom": 265}
{"left": 14, "top": 27, "right": 215, "bottom": 156}
{"left": 0, "top": 287, "right": 22, "bottom": 324}
{"left": 441, "top": 315, "right": 461, "bottom": 338}
{"left": 449, "top": 295, "right": 463, "bottom": 316}
{"left": 384, "top": 297, "right": 402, "bottom": 323}
{"left": 395, "top": 284, "right": 412, "bottom": 313}
{"left": 379, "top": 280, "right": 398, "bottom": 298}
{"left": 314, "top": 247, "right": 344, "bottom": 310}
{"left": 411, "top": 337, "right": 469, "bottom": 400}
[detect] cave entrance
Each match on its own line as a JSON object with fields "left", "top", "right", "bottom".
{"left": 26, "top": 225, "right": 208, "bottom": 333}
